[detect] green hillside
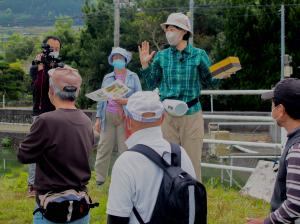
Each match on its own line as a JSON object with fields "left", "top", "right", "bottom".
{"left": 0, "top": 0, "right": 85, "bottom": 26}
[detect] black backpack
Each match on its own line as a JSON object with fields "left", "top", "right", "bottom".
{"left": 129, "top": 143, "right": 207, "bottom": 224}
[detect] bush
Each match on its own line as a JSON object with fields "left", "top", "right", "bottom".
{"left": 1, "top": 137, "right": 13, "bottom": 148}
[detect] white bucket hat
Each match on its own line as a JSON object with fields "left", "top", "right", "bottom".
{"left": 126, "top": 91, "right": 164, "bottom": 123}
{"left": 160, "top": 12, "right": 192, "bottom": 34}
{"left": 108, "top": 47, "right": 132, "bottom": 65}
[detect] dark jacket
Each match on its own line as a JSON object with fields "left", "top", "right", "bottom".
{"left": 30, "top": 65, "right": 55, "bottom": 116}
{"left": 17, "top": 109, "right": 94, "bottom": 194}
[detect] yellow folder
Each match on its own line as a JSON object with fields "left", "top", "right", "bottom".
{"left": 209, "top": 57, "right": 241, "bottom": 79}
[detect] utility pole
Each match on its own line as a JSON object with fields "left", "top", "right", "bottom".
{"left": 114, "top": 0, "right": 120, "bottom": 47}
{"left": 280, "top": 4, "right": 287, "bottom": 151}
{"left": 188, "top": 0, "right": 194, "bottom": 45}
{"left": 280, "top": 4, "right": 285, "bottom": 80}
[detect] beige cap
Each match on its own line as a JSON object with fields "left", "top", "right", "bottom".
{"left": 48, "top": 65, "right": 82, "bottom": 91}
{"left": 160, "top": 12, "right": 192, "bottom": 34}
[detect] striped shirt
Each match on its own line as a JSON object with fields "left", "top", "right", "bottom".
{"left": 265, "top": 142, "right": 300, "bottom": 223}
{"left": 140, "top": 44, "right": 219, "bottom": 115}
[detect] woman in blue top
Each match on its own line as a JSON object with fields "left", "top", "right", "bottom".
{"left": 94, "top": 47, "right": 142, "bottom": 185}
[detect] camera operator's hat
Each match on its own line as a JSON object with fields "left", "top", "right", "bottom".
{"left": 160, "top": 12, "right": 192, "bottom": 34}
{"left": 108, "top": 47, "right": 132, "bottom": 65}
{"left": 261, "top": 78, "right": 300, "bottom": 109}
{"left": 48, "top": 65, "right": 82, "bottom": 92}
{"left": 126, "top": 91, "right": 164, "bottom": 123}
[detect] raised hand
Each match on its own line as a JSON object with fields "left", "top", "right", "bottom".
{"left": 138, "top": 41, "right": 156, "bottom": 69}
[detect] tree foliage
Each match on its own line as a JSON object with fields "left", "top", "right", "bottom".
{"left": 1, "top": 0, "right": 300, "bottom": 110}
{"left": 4, "top": 33, "right": 36, "bottom": 63}
{"left": 74, "top": 0, "right": 226, "bottom": 108}
{"left": 211, "top": 0, "right": 300, "bottom": 111}
{"left": 0, "top": 0, "right": 84, "bottom": 26}
{"left": 0, "top": 61, "right": 26, "bottom": 100}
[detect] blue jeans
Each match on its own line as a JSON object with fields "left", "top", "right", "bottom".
{"left": 33, "top": 211, "right": 90, "bottom": 224}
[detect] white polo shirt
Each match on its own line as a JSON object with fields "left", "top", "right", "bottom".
{"left": 106, "top": 126, "right": 196, "bottom": 224}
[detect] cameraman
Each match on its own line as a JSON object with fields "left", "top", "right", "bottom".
{"left": 31, "top": 36, "right": 62, "bottom": 116}
{"left": 27, "top": 36, "right": 62, "bottom": 197}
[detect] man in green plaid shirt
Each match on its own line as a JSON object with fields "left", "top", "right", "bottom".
{"left": 139, "top": 12, "right": 219, "bottom": 181}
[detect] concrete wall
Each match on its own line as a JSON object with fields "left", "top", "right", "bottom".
{"left": 0, "top": 108, "right": 96, "bottom": 124}
{"left": 0, "top": 108, "right": 97, "bottom": 149}
{"left": 1, "top": 109, "right": 277, "bottom": 149}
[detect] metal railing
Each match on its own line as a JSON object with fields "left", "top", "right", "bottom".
{"left": 201, "top": 89, "right": 282, "bottom": 188}
{"left": 204, "top": 138, "right": 281, "bottom": 149}
{"left": 0, "top": 90, "right": 280, "bottom": 187}
{"left": 202, "top": 89, "right": 271, "bottom": 112}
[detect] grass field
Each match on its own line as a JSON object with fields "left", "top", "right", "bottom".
{"left": 0, "top": 165, "right": 270, "bottom": 224}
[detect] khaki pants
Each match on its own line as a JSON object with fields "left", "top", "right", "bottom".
{"left": 162, "top": 111, "right": 204, "bottom": 181}
{"left": 95, "top": 111, "right": 127, "bottom": 183}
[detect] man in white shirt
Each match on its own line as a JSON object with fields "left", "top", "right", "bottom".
{"left": 106, "top": 91, "right": 196, "bottom": 224}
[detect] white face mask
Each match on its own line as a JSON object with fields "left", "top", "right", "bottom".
{"left": 272, "top": 105, "right": 282, "bottom": 126}
{"left": 166, "top": 31, "right": 182, "bottom": 46}
{"left": 49, "top": 51, "right": 60, "bottom": 58}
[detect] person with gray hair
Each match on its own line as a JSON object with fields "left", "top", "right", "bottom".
{"left": 27, "top": 35, "right": 62, "bottom": 197}
{"left": 48, "top": 66, "right": 81, "bottom": 102}
{"left": 18, "top": 66, "right": 95, "bottom": 223}
{"left": 94, "top": 47, "right": 142, "bottom": 186}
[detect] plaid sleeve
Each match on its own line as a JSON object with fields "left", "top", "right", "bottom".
{"left": 140, "top": 52, "right": 162, "bottom": 90}
{"left": 198, "top": 51, "right": 219, "bottom": 89}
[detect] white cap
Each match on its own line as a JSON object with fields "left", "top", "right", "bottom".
{"left": 160, "top": 12, "right": 192, "bottom": 34}
{"left": 126, "top": 91, "right": 164, "bottom": 123}
{"left": 108, "top": 47, "right": 132, "bottom": 65}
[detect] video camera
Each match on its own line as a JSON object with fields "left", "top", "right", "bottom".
{"left": 32, "top": 43, "right": 64, "bottom": 69}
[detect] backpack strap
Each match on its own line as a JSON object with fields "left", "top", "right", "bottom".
{"left": 170, "top": 142, "right": 181, "bottom": 167}
{"left": 133, "top": 206, "right": 145, "bottom": 224}
{"left": 129, "top": 143, "right": 182, "bottom": 171}
{"left": 129, "top": 144, "right": 170, "bottom": 172}
{"left": 129, "top": 143, "right": 182, "bottom": 224}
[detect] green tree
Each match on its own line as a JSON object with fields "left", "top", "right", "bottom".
{"left": 210, "top": 0, "right": 300, "bottom": 111}
{"left": 76, "top": 0, "right": 115, "bottom": 108}
{"left": 0, "top": 61, "right": 27, "bottom": 100}
{"left": 4, "top": 33, "right": 36, "bottom": 62}
{"left": 0, "top": 0, "right": 84, "bottom": 26}
{"left": 52, "top": 0, "right": 299, "bottom": 111}
{"left": 76, "top": 0, "right": 225, "bottom": 108}
{"left": 47, "top": 16, "right": 81, "bottom": 67}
